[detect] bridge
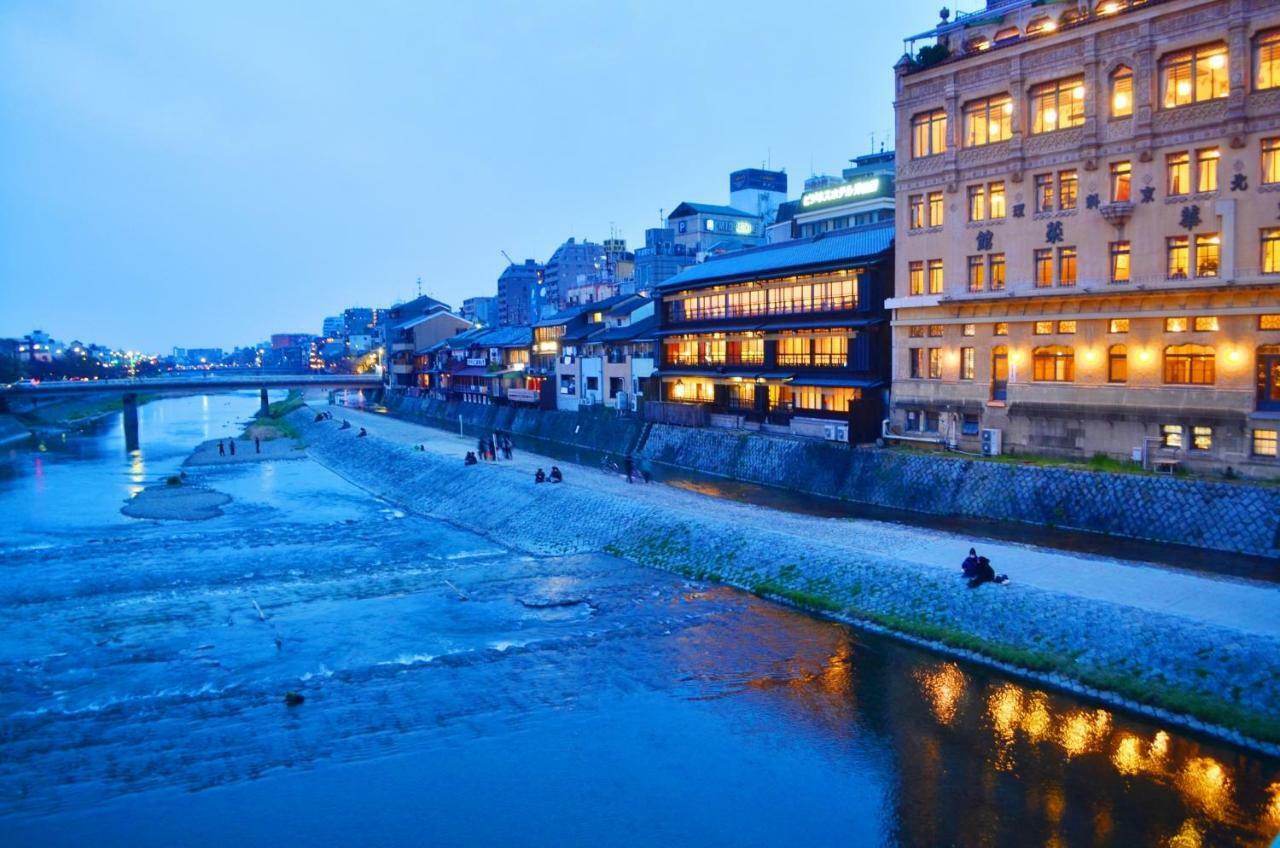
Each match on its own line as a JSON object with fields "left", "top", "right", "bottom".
{"left": 1, "top": 372, "right": 383, "bottom": 451}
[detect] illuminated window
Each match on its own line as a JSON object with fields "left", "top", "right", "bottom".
{"left": 1196, "top": 148, "right": 1219, "bottom": 192}
{"left": 1059, "top": 170, "right": 1078, "bottom": 210}
{"left": 1193, "top": 316, "right": 1219, "bottom": 332}
{"left": 1109, "top": 319, "right": 1130, "bottom": 333}
{"left": 1057, "top": 320, "right": 1077, "bottom": 334}
{"left": 1195, "top": 234, "right": 1220, "bottom": 277}
{"left": 994, "top": 322, "right": 1009, "bottom": 336}
{"left": 1166, "top": 317, "right": 1188, "bottom": 332}
{"left": 1162, "top": 424, "right": 1184, "bottom": 449}
{"left": 994, "top": 26, "right": 1020, "bottom": 42}
{"left": 1058, "top": 246, "right": 1077, "bottom": 286}
{"left": 928, "top": 192, "right": 944, "bottom": 227}
{"left": 989, "top": 253, "right": 1006, "bottom": 290}
{"left": 1254, "top": 29, "right": 1280, "bottom": 90}
{"left": 1266, "top": 228, "right": 1280, "bottom": 274}
{"left": 1253, "top": 429, "right": 1279, "bottom": 457}
{"left": 967, "top": 255, "right": 985, "bottom": 292}
{"left": 909, "top": 325, "right": 925, "bottom": 338}
{"left": 928, "top": 348, "right": 942, "bottom": 379}
{"left": 1026, "top": 16, "right": 1055, "bottom": 36}
{"left": 1033, "top": 346, "right": 1075, "bottom": 381}
{"left": 909, "top": 195, "right": 925, "bottom": 229}
{"left": 1161, "top": 43, "right": 1228, "bottom": 108}
{"left": 1261, "top": 314, "right": 1280, "bottom": 330}
{"left": 961, "top": 347, "right": 975, "bottom": 380}
{"left": 1030, "top": 77, "right": 1085, "bottom": 134}
{"left": 962, "top": 323, "right": 976, "bottom": 336}
{"left": 989, "top": 182, "right": 1006, "bottom": 218}
{"left": 928, "top": 259, "right": 945, "bottom": 294}
{"left": 912, "top": 109, "right": 948, "bottom": 158}
{"left": 1034, "top": 321, "right": 1054, "bottom": 335}
{"left": 1110, "top": 161, "right": 1131, "bottom": 202}
{"left": 928, "top": 324, "right": 945, "bottom": 337}
{"left": 1108, "top": 344, "right": 1128, "bottom": 382}
{"left": 1164, "top": 344, "right": 1216, "bottom": 384}
{"left": 1110, "top": 65, "right": 1133, "bottom": 117}
{"left": 909, "top": 261, "right": 925, "bottom": 295}
{"left": 963, "top": 95, "right": 1013, "bottom": 146}
{"left": 1167, "top": 152, "right": 1190, "bottom": 196}
{"left": 1256, "top": 138, "right": 1280, "bottom": 190}
{"left": 1167, "top": 236, "right": 1190, "bottom": 279}
{"left": 968, "top": 185, "right": 986, "bottom": 221}
{"left": 1035, "top": 249, "right": 1053, "bottom": 287}
{"left": 1035, "top": 173, "right": 1055, "bottom": 212}
{"left": 1110, "top": 241, "right": 1131, "bottom": 283}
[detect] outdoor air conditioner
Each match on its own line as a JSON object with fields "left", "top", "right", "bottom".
{"left": 981, "top": 428, "right": 1002, "bottom": 457}
{"left": 823, "top": 424, "right": 847, "bottom": 442}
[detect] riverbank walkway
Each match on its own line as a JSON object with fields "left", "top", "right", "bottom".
{"left": 320, "top": 404, "right": 1280, "bottom": 641}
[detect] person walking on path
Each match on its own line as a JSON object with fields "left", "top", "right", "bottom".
{"left": 229, "top": 439, "right": 236, "bottom": 456}
{"left": 488, "top": 434, "right": 497, "bottom": 462}
{"left": 503, "top": 436, "right": 513, "bottom": 460}
{"left": 254, "top": 436, "right": 261, "bottom": 454}
{"left": 218, "top": 440, "right": 225, "bottom": 457}
{"left": 624, "top": 455, "right": 635, "bottom": 484}
{"left": 477, "top": 436, "right": 487, "bottom": 460}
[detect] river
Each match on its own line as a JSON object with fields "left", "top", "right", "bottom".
{"left": 0, "top": 393, "right": 1276, "bottom": 847}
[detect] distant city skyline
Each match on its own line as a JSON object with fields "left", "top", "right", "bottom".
{"left": 0, "top": 0, "right": 945, "bottom": 351}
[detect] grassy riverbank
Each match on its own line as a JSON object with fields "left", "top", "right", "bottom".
{"left": 243, "top": 390, "right": 305, "bottom": 443}
{"left": 10, "top": 393, "right": 156, "bottom": 428}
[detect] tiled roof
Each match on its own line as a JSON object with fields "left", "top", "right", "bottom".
{"left": 595, "top": 315, "right": 657, "bottom": 342}
{"left": 657, "top": 222, "right": 893, "bottom": 291}
{"left": 668, "top": 202, "right": 757, "bottom": 219}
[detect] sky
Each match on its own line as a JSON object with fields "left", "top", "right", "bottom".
{"left": 0, "top": 0, "right": 950, "bottom": 353}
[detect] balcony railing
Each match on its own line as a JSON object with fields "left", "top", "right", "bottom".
{"left": 669, "top": 296, "right": 858, "bottom": 324}
{"left": 776, "top": 353, "right": 848, "bottom": 367}
{"left": 665, "top": 355, "right": 765, "bottom": 368}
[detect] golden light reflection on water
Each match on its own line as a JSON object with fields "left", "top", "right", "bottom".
{"left": 914, "top": 662, "right": 967, "bottom": 726}
{"left": 1265, "top": 781, "right": 1280, "bottom": 831}
{"left": 1167, "top": 818, "right": 1203, "bottom": 848}
{"left": 1177, "top": 756, "right": 1233, "bottom": 820}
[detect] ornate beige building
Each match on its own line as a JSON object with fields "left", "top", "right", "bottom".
{"left": 890, "top": 0, "right": 1280, "bottom": 476}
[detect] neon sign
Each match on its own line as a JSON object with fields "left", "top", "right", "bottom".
{"left": 801, "top": 177, "right": 884, "bottom": 208}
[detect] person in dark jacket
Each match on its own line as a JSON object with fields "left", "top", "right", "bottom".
{"left": 962, "top": 548, "right": 980, "bottom": 578}
{"left": 465, "top": 451, "right": 478, "bottom": 465}
{"left": 967, "top": 556, "right": 1009, "bottom": 589}
{"left": 549, "top": 466, "right": 563, "bottom": 483}
{"left": 534, "top": 468, "right": 546, "bottom": 483}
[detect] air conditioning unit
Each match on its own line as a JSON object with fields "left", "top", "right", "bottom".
{"left": 835, "top": 424, "right": 848, "bottom": 443}
{"left": 823, "top": 424, "right": 848, "bottom": 442}
{"left": 981, "top": 428, "right": 1003, "bottom": 457}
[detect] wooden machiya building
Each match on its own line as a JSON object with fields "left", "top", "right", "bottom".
{"left": 654, "top": 222, "right": 894, "bottom": 443}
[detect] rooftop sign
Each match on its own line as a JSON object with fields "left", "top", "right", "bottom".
{"left": 800, "top": 176, "right": 891, "bottom": 210}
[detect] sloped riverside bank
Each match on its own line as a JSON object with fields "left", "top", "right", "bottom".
{"left": 292, "top": 409, "right": 1280, "bottom": 752}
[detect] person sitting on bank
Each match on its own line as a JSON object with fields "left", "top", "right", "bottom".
{"left": 357, "top": 427, "right": 367, "bottom": 437}
{"left": 534, "top": 468, "right": 546, "bottom": 483}
{"left": 967, "top": 555, "right": 1009, "bottom": 589}
{"left": 962, "top": 548, "right": 980, "bottom": 579}
{"left": 465, "top": 451, "right": 478, "bottom": 465}
{"left": 549, "top": 466, "right": 563, "bottom": 483}
{"left": 339, "top": 419, "right": 351, "bottom": 430}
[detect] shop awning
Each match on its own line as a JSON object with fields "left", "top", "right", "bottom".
{"left": 787, "top": 376, "right": 884, "bottom": 388}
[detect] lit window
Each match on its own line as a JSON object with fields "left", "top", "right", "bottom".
{"left": 1166, "top": 317, "right": 1188, "bottom": 332}
{"left": 962, "top": 323, "right": 976, "bottom": 336}
{"left": 909, "top": 326, "right": 926, "bottom": 338}
{"left": 1033, "top": 346, "right": 1075, "bottom": 381}
{"left": 1109, "top": 319, "right": 1130, "bottom": 333}
{"left": 1264, "top": 228, "right": 1280, "bottom": 274}
{"left": 909, "top": 195, "right": 925, "bottom": 229}
{"left": 1168, "top": 236, "right": 1190, "bottom": 279}
{"left": 963, "top": 95, "right": 1013, "bottom": 146}
{"left": 1197, "top": 148, "right": 1219, "bottom": 192}
{"left": 961, "top": 347, "right": 975, "bottom": 380}
{"left": 912, "top": 109, "right": 948, "bottom": 158}
{"left": 1035, "top": 173, "right": 1055, "bottom": 212}
{"left": 989, "top": 254, "right": 1006, "bottom": 290}
{"left": 1035, "top": 249, "right": 1053, "bottom": 287}
{"left": 1162, "top": 424, "right": 1184, "bottom": 449}
{"left": 1167, "top": 152, "right": 1190, "bottom": 196}
{"left": 928, "top": 348, "right": 942, "bottom": 379}
{"left": 989, "top": 182, "right": 1006, "bottom": 218}
{"left": 1195, "top": 234, "right": 1220, "bottom": 277}
{"left": 1110, "top": 161, "right": 1131, "bottom": 202}
{"left": 928, "top": 259, "right": 945, "bottom": 294}
{"left": 909, "top": 348, "right": 924, "bottom": 378}
{"left": 1030, "top": 77, "right": 1086, "bottom": 133}
{"left": 1058, "top": 321, "right": 1077, "bottom": 334}
{"left": 1034, "top": 321, "right": 1054, "bottom": 335}
{"left": 994, "top": 322, "right": 1009, "bottom": 336}
{"left": 1264, "top": 139, "right": 1280, "bottom": 185}
{"left": 1058, "top": 246, "right": 1077, "bottom": 287}
{"left": 1161, "top": 43, "right": 1229, "bottom": 108}
{"left": 1059, "top": 170, "right": 1078, "bottom": 210}
{"left": 928, "top": 192, "right": 945, "bottom": 227}
{"left": 1193, "top": 316, "right": 1219, "bottom": 331}
{"left": 967, "top": 255, "right": 986, "bottom": 292}
{"left": 1254, "top": 429, "right": 1279, "bottom": 457}
{"left": 1164, "top": 344, "right": 1216, "bottom": 384}
{"left": 1110, "top": 241, "right": 1131, "bottom": 283}
{"left": 968, "top": 185, "right": 986, "bottom": 221}
{"left": 1108, "top": 344, "right": 1128, "bottom": 382}
{"left": 1261, "top": 314, "right": 1280, "bottom": 330}
{"left": 909, "top": 261, "right": 925, "bottom": 295}
{"left": 1111, "top": 65, "right": 1133, "bottom": 117}
{"left": 928, "top": 324, "right": 945, "bottom": 337}
{"left": 1255, "top": 29, "right": 1280, "bottom": 90}
{"left": 1192, "top": 426, "right": 1213, "bottom": 451}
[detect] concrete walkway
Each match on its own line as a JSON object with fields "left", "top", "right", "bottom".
{"left": 325, "top": 405, "right": 1280, "bottom": 640}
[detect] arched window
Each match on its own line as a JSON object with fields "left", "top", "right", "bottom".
{"left": 965, "top": 35, "right": 991, "bottom": 53}
{"left": 1033, "top": 346, "right": 1075, "bottom": 382}
{"left": 1027, "top": 17, "right": 1056, "bottom": 36}
{"left": 1164, "top": 344, "right": 1215, "bottom": 385}
{"left": 1110, "top": 65, "right": 1133, "bottom": 117}
{"left": 1108, "top": 344, "right": 1128, "bottom": 383}
{"left": 994, "top": 26, "right": 1020, "bottom": 43}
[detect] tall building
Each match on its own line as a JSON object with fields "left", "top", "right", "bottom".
{"left": 461, "top": 296, "right": 500, "bottom": 327}
{"left": 322, "top": 316, "right": 343, "bottom": 338}
{"left": 729, "top": 168, "right": 789, "bottom": 223}
{"left": 792, "top": 152, "right": 896, "bottom": 239}
{"left": 633, "top": 227, "right": 696, "bottom": 289}
{"left": 543, "top": 238, "right": 606, "bottom": 311}
{"left": 666, "top": 203, "right": 764, "bottom": 258}
{"left": 497, "top": 259, "right": 544, "bottom": 326}
{"left": 890, "top": 0, "right": 1280, "bottom": 476}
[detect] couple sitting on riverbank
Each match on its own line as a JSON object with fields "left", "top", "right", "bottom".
{"left": 962, "top": 548, "right": 1009, "bottom": 589}
{"left": 534, "top": 467, "right": 562, "bottom": 484}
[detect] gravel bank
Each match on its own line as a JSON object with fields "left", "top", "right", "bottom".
{"left": 121, "top": 483, "right": 232, "bottom": 520}
{"left": 292, "top": 408, "right": 1280, "bottom": 752}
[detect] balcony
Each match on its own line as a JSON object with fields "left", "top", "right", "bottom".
{"left": 776, "top": 354, "right": 848, "bottom": 368}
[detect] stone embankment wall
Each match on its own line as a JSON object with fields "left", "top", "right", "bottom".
{"left": 295, "top": 410, "right": 1280, "bottom": 748}
{"left": 379, "top": 392, "right": 1280, "bottom": 558}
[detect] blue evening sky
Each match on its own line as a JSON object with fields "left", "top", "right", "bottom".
{"left": 1, "top": 0, "right": 948, "bottom": 352}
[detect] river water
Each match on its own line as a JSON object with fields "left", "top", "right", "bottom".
{"left": 0, "top": 394, "right": 1276, "bottom": 847}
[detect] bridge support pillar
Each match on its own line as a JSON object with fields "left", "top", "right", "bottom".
{"left": 259, "top": 388, "right": 270, "bottom": 417}
{"left": 122, "top": 393, "right": 139, "bottom": 453}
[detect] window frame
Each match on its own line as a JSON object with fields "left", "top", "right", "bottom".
{"left": 1110, "top": 65, "right": 1134, "bottom": 118}
{"left": 912, "top": 109, "right": 948, "bottom": 158}
{"left": 963, "top": 94, "right": 1013, "bottom": 147}
{"left": 1032, "top": 345, "right": 1076, "bottom": 382}
{"left": 1108, "top": 343, "right": 1128, "bottom": 383}
{"left": 1030, "top": 76, "right": 1086, "bottom": 134}
{"left": 1110, "top": 240, "right": 1131, "bottom": 284}
{"left": 1160, "top": 42, "right": 1229, "bottom": 108}
{"left": 1256, "top": 29, "right": 1280, "bottom": 91}
{"left": 1163, "top": 343, "right": 1216, "bottom": 385}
